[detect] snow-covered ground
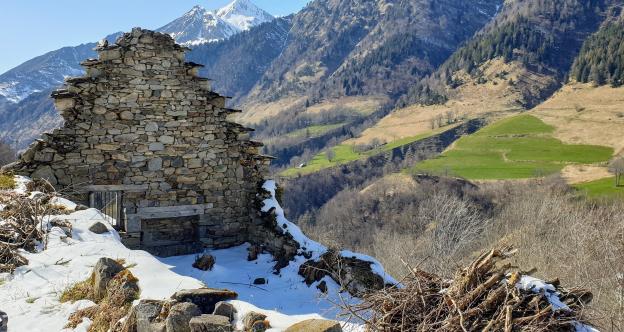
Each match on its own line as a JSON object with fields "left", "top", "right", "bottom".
{"left": 0, "top": 176, "right": 598, "bottom": 331}
{"left": 0, "top": 178, "right": 368, "bottom": 331}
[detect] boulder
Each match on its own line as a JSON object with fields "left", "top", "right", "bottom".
{"left": 93, "top": 257, "right": 124, "bottom": 300}
{"left": 192, "top": 254, "right": 215, "bottom": 271}
{"left": 252, "top": 278, "right": 266, "bottom": 285}
{"left": 285, "top": 319, "right": 342, "bottom": 332}
{"left": 189, "top": 314, "right": 232, "bottom": 332}
{"left": 212, "top": 302, "right": 236, "bottom": 322}
{"left": 247, "top": 245, "right": 261, "bottom": 261}
{"left": 31, "top": 165, "right": 58, "bottom": 185}
{"left": 127, "top": 300, "right": 166, "bottom": 332}
{"left": 165, "top": 302, "right": 202, "bottom": 332}
{"left": 316, "top": 280, "right": 328, "bottom": 294}
{"left": 89, "top": 221, "right": 110, "bottom": 234}
{"left": 242, "top": 312, "right": 267, "bottom": 331}
{"left": 171, "top": 288, "right": 238, "bottom": 314}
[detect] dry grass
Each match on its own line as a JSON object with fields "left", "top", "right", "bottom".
{"left": 60, "top": 273, "right": 95, "bottom": 303}
{"left": 560, "top": 165, "right": 613, "bottom": 184}
{"left": 237, "top": 96, "right": 307, "bottom": 124}
{"left": 359, "top": 173, "right": 419, "bottom": 195}
{"left": 65, "top": 269, "right": 139, "bottom": 332}
{"left": 237, "top": 95, "right": 388, "bottom": 125}
{"left": 0, "top": 174, "right": 16, "bottom": 190}
{"left": 351, "top": 59, "right": 532, "bottom": 145}
{"left": 305, "top": 95, "right": 388, "bottom": 116}
{"left": 533, "top": 82, "right": 624, "bottom": 156}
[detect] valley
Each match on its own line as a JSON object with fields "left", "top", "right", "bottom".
{"left": 1, "top": 0, "right": 624, "bottom": 330}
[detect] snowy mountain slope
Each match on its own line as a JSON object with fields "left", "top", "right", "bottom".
{"left": 0, "top": 178, "right": 386, "bottom": 331}
{"left": 217, "top": 0, "right": 275, "bottom": 31}
{"left": 0, "top": 33, "right": 120, "bottom": 107}
{"left": 157, "top": 0, "right": 274, "bottom": 46}
{"left": 156, "top": 6, "right": 240, "bottom": 46}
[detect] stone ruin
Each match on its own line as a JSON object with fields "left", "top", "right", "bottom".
{"left": 2, "top": 28, "right": 296, "bottom": 258}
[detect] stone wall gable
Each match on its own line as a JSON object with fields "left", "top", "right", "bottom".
{"left": 3, "top": 28, "right": 273, "bottom": 256}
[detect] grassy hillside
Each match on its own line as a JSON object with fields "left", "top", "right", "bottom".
{"left": 413, "top": 114, "right": 613, "bottom": 179}
{"left": 281, "top": 130, "right": 441, "bottom": 177}
{"left": 575, "top": 177, "right": 624, "bottom": 199}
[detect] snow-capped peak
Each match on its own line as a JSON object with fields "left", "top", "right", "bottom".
{"left": 156, "top": 0, "right": 274, "bottom": 46}
{"left": 217, "top": 0, "right": 275, "bottom": 31}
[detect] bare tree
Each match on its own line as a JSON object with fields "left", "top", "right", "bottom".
{"left": 429, "top": 118, "right": 436, "bottom": 130}
{"left": 609, "top": 157, "right": 624, "bottom": 187}
{"left": 326, "top": 149, "right": 336, "bottom": 162}
{"left": 435, "top": 114, "right": 444, "bottom": 128}
{"left": 445, "top": 110, "right": 456, "bottom": 124}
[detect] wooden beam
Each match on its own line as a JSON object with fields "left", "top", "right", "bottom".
{"left": 129, "top": 203, "right": 214, "bottom": 220}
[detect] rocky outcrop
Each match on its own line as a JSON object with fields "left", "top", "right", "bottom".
{"left": 299, "top": 250, "right": 387, "bottom": 296}
{"left": 170, "top": 288, "right": 238, "bottom": 314}
{"left": 165, "top": 302, "right": 202, "bottom": 332}
{"left": 212, "top": 302, "right": 236, "bottom": 322}
{"left": 121, "top": 288, "right": 241, "bottom": 332}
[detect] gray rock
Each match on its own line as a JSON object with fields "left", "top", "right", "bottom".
{"left": 212, "top": 302, "right": 236, "bottom": 322}
{"left": 165, "top": 302, "right": 202, "bottom": 332}
{"left": 31, "top": 166, "right": 58, "bottom": 185}
{"left": 148, "top": 157, "right": 163, "bottom": 171}
{"left": 171, "top": 157, "right": 184, "bottom": 167}
{"left": 93, "top": 257, "right": 124, "bottom": 301}
{"left": 158, "top": 135, "right": 175, "bottom": 144}
{"left": 149, "top": 142, "right": 165, "bottom": 151}
{"left": 120, "top": 111, "right": 134, "bottom": 120}
{"left": 189, "top": 314, "right": 232, "bottom": 332}
{"left": 171, "top": 288, "right": 238, "bottom": 314}
{"left": 193, "top": 254, "right": 215, "bottom": 271}
{"left": 130, "top": 300, "right": 166, "bottom": 332}
{"left": 252, "top": 278, "right": 266, "bottom": 285}
{"left": 88, "top": 221, "right": 109, "bottom": 234}
{"left": 145, "top": 122, "right": 159, "bottom": 132}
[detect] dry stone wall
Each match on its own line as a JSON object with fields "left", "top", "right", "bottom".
{"left": 2, "top": 28, "right": 277, "bottom": 256}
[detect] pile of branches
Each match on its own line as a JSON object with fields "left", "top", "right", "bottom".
{"left": 342, "top": 248, "right": 594, "bottom": 331}
{"left": 0, "top": 190, "right": 71, "bottom": 273}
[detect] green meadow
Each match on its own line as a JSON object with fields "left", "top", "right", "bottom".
{"left": 412, "top": 114, "right": 613, "bottom": 179}
{"left": 575, "top": 177, "right": 624, "bottom": 199}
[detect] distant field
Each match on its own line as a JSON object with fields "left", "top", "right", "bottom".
{"left": 412, "top": 114, "right": 613, "bottom": 180}
{"left": 575, "top": 177, "right": 624, "bottom": 199}
{"left": 281, "top": 130, "right": 439, "bottom": 177}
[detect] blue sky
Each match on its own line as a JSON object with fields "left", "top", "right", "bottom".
{"left": 0, "top": 0, "right": 308, "bottom": 74}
